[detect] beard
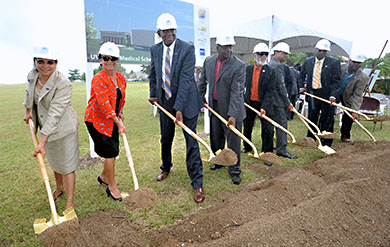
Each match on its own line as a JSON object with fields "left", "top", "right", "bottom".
{"left": 255, "top": 58, "right": 267, "bottom": 66}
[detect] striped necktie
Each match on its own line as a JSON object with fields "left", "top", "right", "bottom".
{"left": 312, "top": 60, "right": 321, "bottom": 89}
{"left": 164, "top": 47, "right": 172, "bottom": 99}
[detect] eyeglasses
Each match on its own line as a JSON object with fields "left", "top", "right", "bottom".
{"left": 161, "top": 29, "right": 176, "bottom": 34}
{"left": 256, "top": 52, "right": 269, "bottom": 56}
{"left": 101, "top": 55, "right": 119, "bottom": 62}
{"left": 36, "top": 59, "right": 57, "bottom": 65}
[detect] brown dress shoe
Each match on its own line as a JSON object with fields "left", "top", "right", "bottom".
{"left": 343, "top": 138, "right": 351, "bottom": 143}
{"left": 194, "top": 188, "right": 205, "bottom": 203}
{"left": 157, "top": 171, "right": 169, "bottom": 181}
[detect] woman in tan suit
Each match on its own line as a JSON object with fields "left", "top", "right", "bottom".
{"left": 23, "top": 46, "right": 79, "bottom": 210}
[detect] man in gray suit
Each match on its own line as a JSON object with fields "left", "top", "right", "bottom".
{"left": 339, "top": 53, "right": 369, "bottom": 142}
{"left": 268, "top": 42, "right": 297, "bottom": 160}
{"left": 148, "top": 13, "right": 204, "bottom": 203}
{"left": 198, "top": 34, "right": 246, "bottom": 185}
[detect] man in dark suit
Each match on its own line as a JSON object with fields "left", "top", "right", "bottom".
{"left": 299, "top": 39, "right": 341, "bottom": 147}
{"left": 242, "top": 43, "right": 276, "bottom": 166}
{"left": 148, "top": 13, "right": 204, "bottom": 203}
{"left": 268, "top": 42, "right": 297, "bottom": 160}
{"left": 339, "top": 53, "right": 369, "bottom": 142}
{"left": 285, "top": 59, "right": 299, "bottom": 120}
{"left": 198, "top": 34, "right": 246, "bottom": 185}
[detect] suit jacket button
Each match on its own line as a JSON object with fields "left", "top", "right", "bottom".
{"left": 40, "top": 115, "right": 44, "bottom": 118}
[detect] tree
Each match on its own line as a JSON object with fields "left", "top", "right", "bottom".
{"left": 85, "top": 13, "right": 98, "bottom": 40}
{"left": 141, "top": 64, "right": 151, "bottom": 75}
{"left": 68, "top": 69, "right": 81, "bottom": 82}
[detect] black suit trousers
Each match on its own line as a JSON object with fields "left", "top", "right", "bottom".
{"left": 210, "top": 100, "right": 241, "bottom": 175}
{"left": 243, "top": 101, "right": 273, "bottom": 153}
{"left": 159, "top": 96, "right": 203, "bottom": 189}
{"left": 307, "top": 90, "right": 335, "bottom": 147}
{"left": 340, "top": 95, "right": 354, "bottom": 139}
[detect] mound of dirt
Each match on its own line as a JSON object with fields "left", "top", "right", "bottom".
{"left": 124, "top": 188, "right": 159, "bottom": 210}
{"left": 38, "top": 141, "right": 390, "bottom": 247}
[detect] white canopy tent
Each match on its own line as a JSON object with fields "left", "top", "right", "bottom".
{"left": 211, "top": 15, "right": 353, "bottom": 62}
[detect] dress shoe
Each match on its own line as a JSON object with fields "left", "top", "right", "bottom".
{"left": 277, "top": 152, "right": 298, "bottom": 159}
{"left": 97, "top": 176, "right": 108, "bottom": 186}
{"left": 193, "top": 188, "right": 205, "bottom": 203}
{"left": 210, "top": 164, "right": 223, "bottom": 170}
{"left": 241, "top": 148, "right": 252, "bottom": 153}
{"left": 263, "top": 162, "right": 272, "bottom": 166}
{"left": 231, "top": 174, "right": 241, "bottom": 185}
{"left": 343, "top": 138, "right": 351, "bottom": 143}
{"left": 105, "top": 186, "right": 122, "bottom": 202}
{"left": 157, "top": 171, "right": 169, "bottom": 181}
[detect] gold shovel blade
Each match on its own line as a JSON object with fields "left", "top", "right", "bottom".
{"left": 248, "top": 152, "right": 282, "bottom": 165}
{"left": 33, "top": 207, "right": 77, "bottom": 234}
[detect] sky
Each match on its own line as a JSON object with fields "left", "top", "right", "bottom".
{"left": 1, "top": 0, "right": 389, "bottom": 84}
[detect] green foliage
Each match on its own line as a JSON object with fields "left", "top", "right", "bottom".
{"left": 85, "top": 13, "right": 98, "bottom": 40}
{"left": 68, "top": 69, "right": 81, "bottom": 82}
{"left": 141, "top": 64, "right": 151, "bottom": 75}
{"left": 288, "top": 52, "right": 314, "bottom": 65}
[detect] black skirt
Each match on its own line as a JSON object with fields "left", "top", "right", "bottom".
{"left": 85, "top": 88, "right": 122, "bottom": 158}
{"left": 85, "top": 121, "right": 119, "bottom": 158}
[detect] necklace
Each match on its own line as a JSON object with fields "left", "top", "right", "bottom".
{"left": 37, "top": 78, "right": 44, "bottom": 87}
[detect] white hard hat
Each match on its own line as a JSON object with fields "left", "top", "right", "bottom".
{"left": 98, "top": 42, "right": 120, "bottom": 58}
{"left": 253, "top": 43, "right": 269, "bottom": 53}
{"left": 315, "top": 39, "right": 331, "bottom": 51}
{"left": 272, "top": 42, "right": 290, "bottom": 54}
{"left": 216, "top": 34, "right": 236, "bottom": 46}
{"left": 156, "top": 13, "right": 178, "bottom": 30}
{"left": 349, "top": 53, "right": 366, "bottom": 63}
{"left": 33, "top": 46, "right": 59, "bottom": 60}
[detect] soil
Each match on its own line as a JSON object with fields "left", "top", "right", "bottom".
{"left": 124, "top": 188, "right": 159, "bottom": 210}
{"left": 38, "top": 141, "right": 390, "bottom": 247}
{"left": 210, "top": 148, "right": 238, "bottom": 166}
{"left": 78, "top": 153, "right": 103, "bottom": 169}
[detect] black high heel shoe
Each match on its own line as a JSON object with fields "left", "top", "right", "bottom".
{"left": 105, "top": 186, "right": 122, "bottom": 202}
{"left": 97, "top": 176, "right": 108, "bottom": 186}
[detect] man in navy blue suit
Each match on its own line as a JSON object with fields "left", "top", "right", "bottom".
{"left": 299, "top": 39, "right": 341, "bottom": 147}
{"left": 148, "top": 13, "right": 204, "bottom": 203}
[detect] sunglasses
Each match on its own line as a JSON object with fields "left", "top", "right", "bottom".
{"left": 101, "top": 55, "right": 119, "bottom": 62}
{"left": 256, "top": 52, "right": 269, "bottom": 56}
{"left": 36, "top": 59, "right": 57, "bottom": 65}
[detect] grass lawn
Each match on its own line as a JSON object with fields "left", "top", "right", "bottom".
{"left": 0, "top": 82, "right": 389, "bottom": 246}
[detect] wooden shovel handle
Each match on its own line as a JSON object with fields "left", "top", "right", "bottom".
{"left": 244, "top": 103, "right": 296, "bottom": 143}
{"left": 153, "top": 102, "right": 215, "bottom": 160}
{"left": 28, "top": 119, "right": 49, "bottom": 181}
{"left": 304, "top": 92, "right": 371, "bottom": 120}
{"left": 343, "top": 108, "right": 376, "bottom": 142}
{"left": 120, "top": 131, "right": 139, "bottom": 191}
{"left": 204, "top": 103, "right": 259, "bottom": 157}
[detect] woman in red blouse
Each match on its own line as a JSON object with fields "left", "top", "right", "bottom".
{"left": 85, "top": 42, "right": 127, "bottom": 201}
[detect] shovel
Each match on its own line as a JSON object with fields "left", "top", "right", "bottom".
{"left": 304, "top": 92, "right": 382, "bottom": 121}
{"left": 120, "top": 128, "right": 158, "bottom": 212}
{"left": 154, "top": 102, "right": 237, "bottom": 166}
{"left": 244, "top": 103, "right": 296, "bottom": 143}
{"left": 303, "top": 92, "right": 376, "bottom": 141}
{"left": 28, "top": 119, "right": 77, "bottom": 234}
{"left": 204, "top": 103, "right": 282, "bottom": 165}
{"left": 290, "top": 111, "right": 336, "bottom": 155}
{"left": 291, "top": 106, "right": 339, "bottom": 139}
{"left": 243, "top": 103, "right": 316, "bottom": 147}
{"left": 342, "top": 108, "right": 376, "bottom": 142}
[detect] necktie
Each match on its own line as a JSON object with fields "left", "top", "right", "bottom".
{"left": 164, "top": 47, "right": 172, "bottom": 99}
{"left": 312, "top": 61, "right": 321, "bottom": 89}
